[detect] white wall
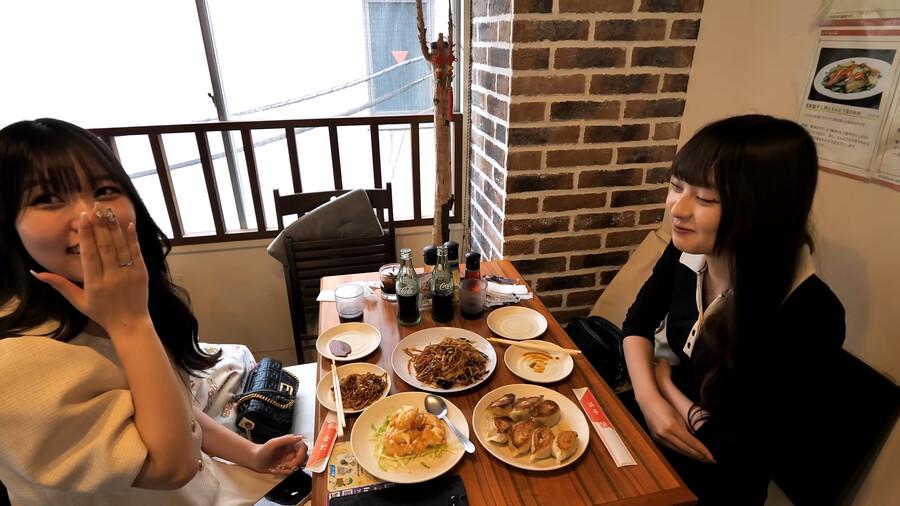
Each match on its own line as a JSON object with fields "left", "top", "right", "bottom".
{"left": 166, "top": 224, "right": 465, "bottom": 364}
{"left": 682, "top": 1, "right": 899, "bottom": 503}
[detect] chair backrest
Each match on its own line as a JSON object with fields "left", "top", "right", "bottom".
{"left": 773, "top": 349, "right": 899, "bottom": 504}
{"left": 273, "top": 184, "right": 396, "bottom": 362}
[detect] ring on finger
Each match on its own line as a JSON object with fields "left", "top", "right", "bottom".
{"left": 119, "top": 258, "right": 135, "bottom": 268}
{"left": 105, "top": 208, "right": 117, "bottom": 224}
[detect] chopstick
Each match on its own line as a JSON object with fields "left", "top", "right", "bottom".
{"left": 488, "top": 337, "right": 582, "bottom": 356}
{"left": 331, "top": 359, "right": 345, "bottom": 436}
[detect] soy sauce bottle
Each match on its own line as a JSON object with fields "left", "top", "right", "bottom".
{"left": 396, "top": 248, "right": 421, "bottom": 326}
{"left": 431, "top": 245, "right": 455, "bottom": 322}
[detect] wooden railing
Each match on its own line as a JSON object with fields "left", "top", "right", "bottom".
{"left": 91, "top": 113, "right": 464, "bottom": 246}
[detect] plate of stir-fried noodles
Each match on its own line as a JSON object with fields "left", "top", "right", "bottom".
{"left": 316, "top": 362, "right": 391, "bottom": 413}
{"left": 391, "top": 327, "right": 497, "bottom": 393}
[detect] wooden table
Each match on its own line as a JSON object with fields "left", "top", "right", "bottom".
{"left": 312, "top": 261, "right": 694, "bottom": 505}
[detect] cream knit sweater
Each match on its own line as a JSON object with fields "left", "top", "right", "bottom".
{"left": 0, "top": 328, "right": 277, "bottom": 505}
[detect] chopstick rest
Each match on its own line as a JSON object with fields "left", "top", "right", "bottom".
{"left": 572, "top": 387, "right": 636, "bottom": 467}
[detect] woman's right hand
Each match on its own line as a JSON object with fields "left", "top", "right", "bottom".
{"left": 32, "top": 203, "right": 151, "bottom": 335}
{"left": 638, "top": 393, "right": 715, "bottom": 463}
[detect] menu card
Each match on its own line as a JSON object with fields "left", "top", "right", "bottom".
{"left": 572, "top": 387, "right": 637, "bottom": 467}
{"left": 326, "top": 441, "right": 395, "bottom": 499}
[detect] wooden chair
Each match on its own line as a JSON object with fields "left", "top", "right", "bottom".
{"left": 274, "top": 184, "right": 396, "bottom": 363}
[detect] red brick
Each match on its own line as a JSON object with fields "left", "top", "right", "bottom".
{"left": 639, "top": 207, "right": 666, "bottom": 224}
{"left": 560, "top": 0, "right": 634, "bottom": 13}
{"left": 508, "top": 151, "right": 542, "bottom": 171}
{"left": 632, "top": 46, "right": 695, "bottom": 68}
{"left": 600, "top": 269, "right": 620, "bottom": 284}
{"left": 639, "top": 0, "right": 703, "bottom": 13}
{"left": 607, "top": 229, "right": 653, "bottom": 247}
{"left": 513, "top": 20, "right": 590, "bottom": 42}
{"left": 512, "top": 75, "right": 585, "bottom": 96}
{"left": 541, "top": 294, "right": 564, "bottom": 308}
{"left": 584, "top": 124, "right": 650, "bottom": 143}
{"left": 489, "top": 0, "right": 513, "bottom": 15}
{"left": 610, "top": 188, "right": 668, "bottom": 206}
{"left": 537, "top": 273, "right": 596, "bottom": 292}
{"left": 504, "top": 239, "right": 535, "bottom": 256}
{"left": 509, "top": 126, "right": 580, "bottom": 146}
{"left": 573, "top": 211, "right": 636, "bottom": 230}
{"left": 498, "top": 21, "right": 511, "bottom": 41}
{"left": 539, "top": 234, "right": 605, "bottom": 253}
{"left": 555, "top": 47, "right": 626, "bottom": 69}
{"left": 507, "top": 197, "right": 539, "bottom": 214}
{"left": 483, "top": 137, "right": 506, "bottom": 167}
{"left": 492, "top": 165, "right": 507, "bottom": 191}
{"left": 474, "top": 113, "right": 495, "bottom": 137}
{"left": 506, "top": 217, "right": 571, "bottom": 235}
{"left": 578, "top": 168, "right": 643, "bottom": 188}
{"left": 653, "top": 121, "right": 681, "bottom": 140}
{"left": 482, "top": 179, "right": 506, "bottom": 208}
{"left": 473, "top": 47, "right": 488, "bottom": 64}
{"left": 590, "top": 74, "right": 659, "bottom": 94}
{"left": 476, "top": 70, "right": 496, "bottom": 91}
{"left": 514, "top": 0, "right": 553, "bottom": 13}
{"left": 624, "top": 99, "right": 685, "bottom": 118}
{"left": 570, "top": 251, "right": 631, "bottom": 269}
{"left": 477, "top": 22, "right": 498, "bottom": 42}
{"left": 507, "top": 173, "right": 574, "bottom": 193}
{"left": 513, "top": 257, "right": 568, "bottom": 275}
{"left": 662, "top": 73, "right": 690, "bottom": 92}
{"left": 512, "top": 48, "right": 550, "bottom": 70}
{"left": 543, "top": 192, "right": 607, "bottom": 212}
{"left": 486, "top": 94, "right": 509, "bottom": 121}
{"left": 617, "top": 145, "right": 677, "bottom": 164}
{"left": 671, "top": 19, "right": 701, "bottom": 39}
{"left": 497, "top": 75, "right": 510, "bottom": 95}
{"left": 567, "top": 289, "right": 605, "bottom": 306}
{"left": 488, "top": 47, "right": 511, "bottom": 68}
{"left": 595, "top": 19, "right": 667, "bottom": 40}
{"left": 550, "top": 101, "right": 619, "bottom": 121}
{"left": 495, "top": 124, "right": 507, "bottom": 144}
{"left": 547, "top": 148, "right": 613, "bottom": 168}
{"left": 509, "top": 102, "right": 546, "bottom": 122}
{"left": 472, "top": 0, "right": 490, "bottom": 17}
{"left": 645, "top": 166, "right": 671, "bottom": 184}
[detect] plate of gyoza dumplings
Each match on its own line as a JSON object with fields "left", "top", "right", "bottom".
{"left": 472, "top": 384, "right": 590, "bottom": 471}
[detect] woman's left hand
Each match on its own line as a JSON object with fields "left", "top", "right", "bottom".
{"left": 654, "top": 359, "right": 673, "bottom": 385}
{"left": 250, "top": 435, "right": 308, "bottom": 475}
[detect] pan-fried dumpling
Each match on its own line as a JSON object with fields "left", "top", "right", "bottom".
{"left": 509, "top": 395, "right": 542, "bottom": 422}
{"left": 552, "top": 430, "right": 578, "bottom": 463}
{"left": 486, "top": 416, "right": 514, "bottom": 444}
{"left": 529, "top": 426, "right": 554, "bottom": 463}
{"left": 532, "top": 399, "right": 561, "bottom": 427}
{"left": 487, "top": 393, "right": 515, "bottom": 417}
{"left": 508, "top": 420, "right": 538, "bottom": 456}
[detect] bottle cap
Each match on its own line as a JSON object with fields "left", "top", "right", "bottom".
{"left": 443, "top": 240, "right": 459, "bottom": 261}
{"left": 465, "top": 251, "right": 481, "bottom": 271}
{"left": 423, "top": 245, "right": 437, "bottom": 266}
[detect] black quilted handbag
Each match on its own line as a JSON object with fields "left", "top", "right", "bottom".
{"left": 234, "top": 358, "right": 299, "bottom": 443}
{"left": 565, "top": 316, "right": 630, "bottom": 391}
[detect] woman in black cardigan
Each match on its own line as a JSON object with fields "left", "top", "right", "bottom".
{"left": 622, "top": 115, "right": 845, "bottom": 504}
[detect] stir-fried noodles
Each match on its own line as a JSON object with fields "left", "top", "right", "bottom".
{"left": 404, "top": 337, "right": 488, "bottom": 389}
{"left": 333, "top": 372, "right": 388, "bottom": 410}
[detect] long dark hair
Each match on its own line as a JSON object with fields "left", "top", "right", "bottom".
{"left": 672, "top": 114, "right": 819, "bottom": 413}
{"left": 0, "top": 118, "right": 220, "bottom": 374}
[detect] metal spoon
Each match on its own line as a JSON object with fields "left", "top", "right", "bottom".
{"left": 424, "top": 394, "right": 476, "bottom": 454}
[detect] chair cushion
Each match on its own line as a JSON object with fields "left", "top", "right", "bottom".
{"left": 268, "top": 189, "right": 384, "bottom": 265}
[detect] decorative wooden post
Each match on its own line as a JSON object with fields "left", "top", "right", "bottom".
{"left": 416, "top": 0, "right": 455, "bottom": 246}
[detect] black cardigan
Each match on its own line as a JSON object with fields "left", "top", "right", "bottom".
{"left": 623, "top": 242, "right": 845, "bottom": 503}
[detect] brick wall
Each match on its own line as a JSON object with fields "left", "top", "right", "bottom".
{"left": 468, "top": 0, "right": 702, "bottom": 323}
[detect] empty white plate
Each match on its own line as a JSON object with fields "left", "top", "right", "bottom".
{"left": 486, "top": 306, "right": 548, "bottom": 340}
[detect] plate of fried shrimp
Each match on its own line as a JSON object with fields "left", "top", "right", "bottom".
{"left": 316, "top": 362, "right": 391, "bottom": 414}
{"left": 391, "top": 327, "right": 497, "bottom": 393}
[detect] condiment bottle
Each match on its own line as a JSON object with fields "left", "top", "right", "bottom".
{"left": 431, "top": 245, "right": 455, "bottom": 322}
{"left": 443, "top": 240, "right": 460, "bottom": 287}
{"left": 464, "top": 251, "right": 481, "bottom": 280}
{"left": 396, "top": 248, "right": 421, "bottom": 326}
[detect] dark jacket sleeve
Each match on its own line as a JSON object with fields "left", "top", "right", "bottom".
{"left": 693, "top": 277, "right": 846, "bottom": 503}
{"left": 622, "top": 241, "right": 681, "bottom": 342}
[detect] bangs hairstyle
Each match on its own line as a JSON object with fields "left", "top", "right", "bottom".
{"left": 677, "top": 115, "right": 819, "bottom": 414}
{"left": 0, "top": 118, "right": 219, "bottom": 374}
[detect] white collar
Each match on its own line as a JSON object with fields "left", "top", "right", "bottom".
{"left": 678, "top": 246, "right": 816, "bottom": 297}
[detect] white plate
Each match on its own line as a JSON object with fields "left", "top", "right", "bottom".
{"left": 472, "top": 384, "right": 590, "bottom": 471}
{"left": 316, "top": 362, "right": 391, "bottom": 414}
{"left": 813, "top": 57, "right": 892, "bottom": 101}
{"left": 350, "top": 391, "right": 468, "bottom": 484}
{"left": 391, "top": 327, "right": 497, "bottom": 393}
{"left": 316, "top": 323, "right": 381, "bottom": 361}
{"left": 504, "top": 343, "right": 574, "bottom": 384}
{"left": 486, "top": 306, "right": 548, "bottom": 340}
